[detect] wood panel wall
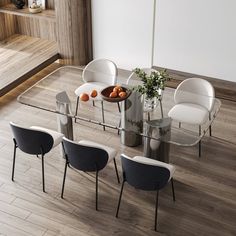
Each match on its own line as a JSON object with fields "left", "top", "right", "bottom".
{"left": 16, "top": 17, "right": 57, "bottom": 41}
{"left": 0, "top": 0, "right": 11, "bottom": 7}
{"left": 0, "top": 13, "right": 17, "bottom": 41}
{"left": 55, "top": 0, "right": 93, "bottom": 65}
{"left": 46, "top": 0, "right": 54, "bottom": 9}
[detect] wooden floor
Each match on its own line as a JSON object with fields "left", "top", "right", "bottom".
{"left": 0, "top": 64, "right": 235, "bottom": 236}
{"left": 0, "top": 34, "right": 59, "bottom": 96}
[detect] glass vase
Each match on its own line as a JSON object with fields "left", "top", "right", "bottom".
{"left": 144, "top": 96, "right": 158, "bottom": 112}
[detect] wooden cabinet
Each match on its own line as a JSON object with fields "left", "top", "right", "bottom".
{"left": 0, "top": 0, "right": 92, "bottom": 96}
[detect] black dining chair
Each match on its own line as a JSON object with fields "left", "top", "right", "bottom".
{"left": 116, "top": 154, "right": 176, "bottom": 231}
{"left": 10, "top": 122, "right": 64, "bottom": 192}
{"left": 61, "top": 137, "right": 120, "bottom": 210}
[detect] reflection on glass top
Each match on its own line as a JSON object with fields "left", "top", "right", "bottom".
{"left": 18, "top": 66, "right": 221, "bottom": 146}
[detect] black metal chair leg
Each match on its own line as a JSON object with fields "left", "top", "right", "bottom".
{"left": 159, "top": 100, "right": 164, "bottom": 118}
{"left": 61, "top": 161, "right": 68, "bottom": 198}
{"left": 101, "top": 101, "right": 105, "bottom": 131}
{"left": 95, "top": 170, "right": 99, "bottom": 211}
{"left": 209, "top": 113, "right": 212, "bottom": 136}
{"left": 117, "top": 102, "right": 121, "bottom": 113}
{"left": 117, "top": 102, "right": 121, "bottom": 135}
{"left": 116, "top": 180, "right": 125, "bottom": 218}
{"left": 209, "top": 125, "right": 212, "bottom": 136}
{"left": 93, "top": 100, "right": 95, "bottom": 107}
{"left": 154, "top": 190, "right": 159, "bottom": 231}
{"left": 199, "top": 125, "right": 202, "bottom": 157}
{"left": 171, "top": 178, "right": 176, "bottom": 202}
{"left": 41, "top": 154, "right": 45, "bottom": 192}
{"left": 179, "top": 122, "right": 181, "bottom": 128}
{"left": 148, "top": 112, "right": 150, "bottom": 121}
{"left": 75, "top": 96, "right": 80, "bottom": 123}
{"left": 117, "top": 119, "right": 121, "bottom": 135}
{"left": 199, "top": 141, "right": 202, "bottom": 157}
{"left": 11, "top": 142, "right": 17, "bottom": 182}
{"left": 113, "top": 159, "right": 120, "bottom": 184}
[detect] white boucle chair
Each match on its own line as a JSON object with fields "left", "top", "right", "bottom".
{"left": 168, "top": 78, "right": 215, "bottom": 157}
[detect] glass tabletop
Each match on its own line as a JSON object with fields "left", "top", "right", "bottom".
{"left": 18, "top": 66, "right": 221, "bottom": 146}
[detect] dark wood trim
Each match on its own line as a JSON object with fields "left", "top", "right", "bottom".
{"left": 153, "top": 66, "right": 236, "bottom": 102}
{"left": 0, "top": 53, "right": 59, "bottom": 97}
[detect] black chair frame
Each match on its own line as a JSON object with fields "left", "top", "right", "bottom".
{"left": 115, "top": 155, "right": 175, "bottom": 231}
{"left": 10, "top": 122, "right": 54, "bottom": 193}
{"left": 61, "top": 138, "right": 120, "bottom": 211}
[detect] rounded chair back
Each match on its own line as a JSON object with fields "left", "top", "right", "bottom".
{"left": 62, "top": 137, "right": 109, "bottom": 172}
{"left": 121, "top": 155, "right": 170, "bottom": 191}
{"left": 174, "top": 78, "right": 215, "bottom": 111}
{"left": 10, "top": 122, "right": 54, "bottom": 155}
{"left": 82, "top": 59, "right": 117, "bottom": 85}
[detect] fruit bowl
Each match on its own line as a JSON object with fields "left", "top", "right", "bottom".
{"left": 101, "top": 86, "right": 131, "bottom": 103}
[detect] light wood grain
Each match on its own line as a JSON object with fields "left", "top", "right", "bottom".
{"left": 16, "top": 16, "right": 57, "bottom": 41}
{"left": 0, "top": 64, "right": 235, "bottom": 235}
{"left": 55, "top": 0, "right": 93, "bottom": 65}
{"left": 0, "top": 34, "right": 59, "bottom": 96}
{"left": 0, "top": 13, "right": 17, "bottom": 41}
{"left": 0, "top": 0, "right": 11, "bottom": 7}
{"left": 0, "top": 4, "right": 56, "bottom": 21}
{"left": 46, "top": 0, "right": 54, "bottom": 10}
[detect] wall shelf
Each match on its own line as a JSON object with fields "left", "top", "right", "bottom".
{"left": 0, "top": 34, "right": 59, "bottom": 96}
{"left": 0, "top": 4, "right": 55, "bottom": 21}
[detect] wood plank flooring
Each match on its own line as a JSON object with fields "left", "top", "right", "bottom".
{"left": 0, "top": 34, "right": 59, "bottom": 96}
{"left": 0, "top": 63, "right": 235, "bottom": 235}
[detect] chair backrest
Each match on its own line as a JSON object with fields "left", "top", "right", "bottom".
{"left": 82, "top": 59, "right": 117, "bottom": 85}
{"left": 10, "top": 122, "right": 54, "bottom": 155}
{"left": 121, "top": 154, "right": 170, "bottom": 191}
{"left": 174, "top": 78, "right": 215, "bottom": 111}
{"left": 62, "top": 137, "right": 109, "bottom": 172}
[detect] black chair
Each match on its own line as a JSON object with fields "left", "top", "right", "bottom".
{"left": 116, "top": 154, "right": 176, "bottom": 231}
{"left": 61, "top": 137, "right": 120, "bottom": 210}
{"left": 10, "top": 122, "right": 64, "bottom": 192}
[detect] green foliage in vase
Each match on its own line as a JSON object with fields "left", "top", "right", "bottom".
{"left": 133, "top": 68, "right": 171, "bottom": 100}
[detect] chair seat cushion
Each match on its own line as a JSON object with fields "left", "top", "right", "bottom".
{"left": 133, "top": 156, "right": 175, "bottom": 181}
{"left": 75, "top": 82, "right": 106, "bottom": 101}
{"left": 78, "top": 140, "right": 117, "bottom": 163}
{"left": 168, "top": 103, "right": 209, "bottom": 125}
{"left": 30, "top": 126, "right": 64, "bottom": 148}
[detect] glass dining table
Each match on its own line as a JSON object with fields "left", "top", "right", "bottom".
{"left": 18, "top": 66, "right": 221, "bottom": 163}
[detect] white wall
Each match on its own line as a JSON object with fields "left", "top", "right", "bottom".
{"left": 92, "top": 0, "right": 236, "bottom": 82}
{"left": 154, "top": 0, "right": 236, "bottom": 82}
{"left": 91, "top": 0, "right": 154, "bottom": 70}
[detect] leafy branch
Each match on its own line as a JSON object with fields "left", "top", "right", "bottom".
{"left": 133, "top": 68, "right": 171, "bottom": 100}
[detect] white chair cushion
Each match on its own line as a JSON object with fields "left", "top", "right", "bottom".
{"left": 30, "top": 126, "right": 64, "bottom": 148}
{"left": 168, "top": 103, "right": 209, "bottom": 125}
{"left": 75, "top": 82, "right": 106, "bottom": 101}
{"left": 132, "top": 155, "right": 175, "bottom": 181}
{"left": 78, "top": 140, "right": 117, "bottom": 163}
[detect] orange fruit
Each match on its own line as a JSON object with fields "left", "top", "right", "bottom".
{"left": 115, "top": 85, "right": 123, "bottom": 93}
{"left": 118, "top": 87, "right": 123, "bottom": 93}
{"left": 109, "top": 91, "right": 118, "bottom": 98}
{"left": 113, "top": 87, "right": 119, "bottom": 93}
{"left": 90, "top": 89, "right": 98, "bottom": 98}
{"left": 119, "top": 91, "right": 127, "bottom": 98}
{"left": 80, "top": 93, "right": 89, "bottom": 102}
